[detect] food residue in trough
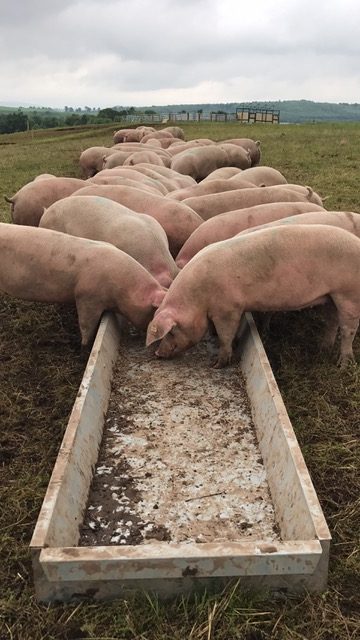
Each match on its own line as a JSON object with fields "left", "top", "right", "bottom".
{"left": 80, "top": 331, "right": 280, "bottom": 546}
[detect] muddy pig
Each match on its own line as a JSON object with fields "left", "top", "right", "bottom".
{"left": 71, "top": 184, "right": 203, "bottom": 256}
{"left": 182, "top": 185, "right": 323, "bottom": 220}
{"left": 238, "top": 166, "right": 287, "bottom": 187}
{"left": 171, "top": 146, "right": 229, "bottom": 180}
{"left": 79, "top": 146, "right": 119, "bottom": 177}
{"left": 123, "top": 150, "right": 168, "bottom": 167}
{"left": 218, "top": 139, "right": 261, "bottom": 165}
{"left": 176, "top": 202, "right": 325, "bottom": 267}
{"left": 148, "top": 225, "right": 360, "bottom": 368}
{"left": 0, "top": 223, "right": 166, "bottom": 346}
{"left": 166, "top": 176, "right": 255, "bottom": 201}
{"left": 237, "top": 210, "right": 360, "bottom": 238}
{"left": 5, "top": 177, "right": 86, "bottom": 226}
{"left": 40, "top": 195, "right": 179, "bottom": 287}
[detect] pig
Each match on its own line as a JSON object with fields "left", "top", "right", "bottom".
{"left": 88, "top": 175, "right": 164, "bottom": 194}
{"left": 132, "top": 164, "right": 196, "bottom": 188}
{"left": 79, "top": 146, "right": 118, "bottom": 177}
{"left": 171, "top": 146, "right": 229, "bottom": 180}
{"left": 141, "top": 131, "right": 174, "bottom": 143}
{"left": 161, "top": 126, "right": 185, "bottom": 140}
{"left": 39, "top": 196, "right": 179, "bottom": 287}
{"left": 88, "top": 163, "right": 177, "bottom": 195}
{"left": 113, "top": 128, "right": 145, "bottom": 143}
{"left": 123, "top": 150, "right": 169, "bottom": 168}
{"left": 106, "top": 150, "right": 163, "bottom": 168}
{"left": 217, "top": 144, "right": 252, "bottom": 170}
{"left": 5, "top": 177, "right": 86, "bottom": 226}
{"left": 218, "top": 139, "right": 261, "bottom": 165}
{"left": 143, "top": 138, "right": 162, "bottom": 147}
{"left": 102, "top": 150, "right": 134, "bottom": 170}
{"left": 120, "top": 164, "right": 187, "bottom": 192}
{"left": 33, "top": 173, "right": 57, "bottom": 181}
{"left": 166, "top": 177, "right": 256, "bottom": 201}
{"left": 108, "top": 147, "right": 172, "bottom": 168}
{"left": 175, "top": 202, "right": 325, "bottom": 267}
{"left": 167, "top": 139, "right": 215, "bottom": 156}
{"left": 157, "top": 137, "right": 186, "bottom": 149}
{"left": 0, "top": 222, "right": 166, "bottom": 346}
{"left": 136, "top": 126, "right": 156, "bottom": 135}
{"left": 113, "top": 128, "right": 137, "bottom": 143}
{"left": 239, "top": 166, "right": 287, "bottom": 187}
{"left": 282, "top": 184, "right": 323, "bottom": 205}
{"left": 112, "top": 143, "right": 147, "bottom": 151}
{"left": 71, "top": 184, "right": 203, "bottom": 256}
{"left": 123, "top": 130, "right": 146, "bottom": 142}
{"left": 182, "top": 185, "right": 323, "bottom": 220}
{"left": 89, "top": 168, "right": 169, "bottom": 195}
{"left": 147, "top": 225, "right": 360, "bottom": 368}
{"left": 202, "top": 167, "right": 243, "bottom": 181}
{"left": 237, "top": 210, "right": 360, "bottom": 238}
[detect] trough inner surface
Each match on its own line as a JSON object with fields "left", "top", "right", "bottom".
{"left": 80, "top": 330, "right": 280, "bottom": 547}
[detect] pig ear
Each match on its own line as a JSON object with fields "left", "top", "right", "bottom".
{"left": 146, "top": 314, "right": 176, "bottom": 347}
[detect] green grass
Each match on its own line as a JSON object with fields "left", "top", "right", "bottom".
{"left": 0, "top": 122, "right": 359, "bottom": 640}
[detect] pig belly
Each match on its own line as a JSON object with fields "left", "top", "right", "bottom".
{"left": 0, "top": 253, "right": 76, "bottom": 303}
{"left": 248, "top": 294, "right": 330, "bottom": 313}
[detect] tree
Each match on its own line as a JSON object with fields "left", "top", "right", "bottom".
{"left": 0, "top": 111, "right": 28, "bottom": 134}
{"left": 97, "top": 107, "right": 121, "bottom": 121}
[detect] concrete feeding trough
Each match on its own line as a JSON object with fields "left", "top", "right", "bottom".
{"left": 30, "top": 312, "right": 330, "bottom": 602}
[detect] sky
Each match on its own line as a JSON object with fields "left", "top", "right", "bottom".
{"left": 1, "top": 0, "right": 360, "bottom": 109}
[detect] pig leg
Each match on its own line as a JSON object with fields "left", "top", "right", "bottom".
{"left": 76, "top": 296, "right": 104, "bottom": 346}
{"left": 321, "top": 301, "right": 339, "bottom": 351}
{"left": 333, "top": 301, "right": 359, "bottom": 367}
{"left": 337, "top": 314, "right": 359, "bottom": 367}
{"left": 210, "top": 308, "right": 243, "bottom": 368}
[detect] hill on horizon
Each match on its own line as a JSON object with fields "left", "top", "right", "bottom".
{"left": 137, "top": 100, "right": 360, "bottom": 123}
{"left": 1, "top": 99, "right": 360, "bottom": 124}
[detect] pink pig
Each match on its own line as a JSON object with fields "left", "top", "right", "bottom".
{"left": 147, "top": 225, "right": 360, "bottom": 368}
{"left": 0, "top": 223, "right": 166, "bottom": 346}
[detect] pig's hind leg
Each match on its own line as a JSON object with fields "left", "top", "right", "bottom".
{"left": 321, "top": 301, "right": 339, "bottom": 352}
{"left": 332, "top": 297, "right": 360, "bottom": 368}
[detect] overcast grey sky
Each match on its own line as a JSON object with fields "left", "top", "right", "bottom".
{"left": 1, "top": 0, "right": 359, "bottom": 108}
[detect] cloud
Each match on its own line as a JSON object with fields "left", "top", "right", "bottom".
{"left": 0, "top": 0, "right": 360, "bottom": 107}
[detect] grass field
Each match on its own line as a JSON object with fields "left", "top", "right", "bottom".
{"left": 0, "top": 121, "right": 359, "bottom": 640}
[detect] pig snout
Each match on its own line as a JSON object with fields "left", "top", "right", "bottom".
{"left": 155, "top": 336, "right": 178, "bottom": 358}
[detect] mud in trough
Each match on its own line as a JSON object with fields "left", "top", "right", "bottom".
{"left": 80, "top": 330, "right": 280, "bottom": 546}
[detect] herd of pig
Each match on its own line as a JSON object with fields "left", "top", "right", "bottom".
{"left": 2, "top": 124, "right": 360, "bottom": 368}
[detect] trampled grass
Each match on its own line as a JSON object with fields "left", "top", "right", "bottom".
{"left": 0, "top": 121, "right": 359, "bottom": 639}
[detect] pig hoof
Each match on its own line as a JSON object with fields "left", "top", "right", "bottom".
{"left": 210, "top": 356, "right": 230, "bottom": 369}
{"left": 337, "top": 354, "right": 355, "bottom": 369}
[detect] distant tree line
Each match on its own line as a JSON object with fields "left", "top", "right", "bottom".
{"left": 0, "top": 106, "right": 149, "bottom": 135}
{"left": 2, "top": 100, "right": 360, "bottom": 135}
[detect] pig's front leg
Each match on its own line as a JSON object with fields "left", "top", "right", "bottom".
{"left": 76, "top": 296, "right": 105, "bottom": 347}
{"left": 210, "top": 308, "right": 243, "bottom": 368}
